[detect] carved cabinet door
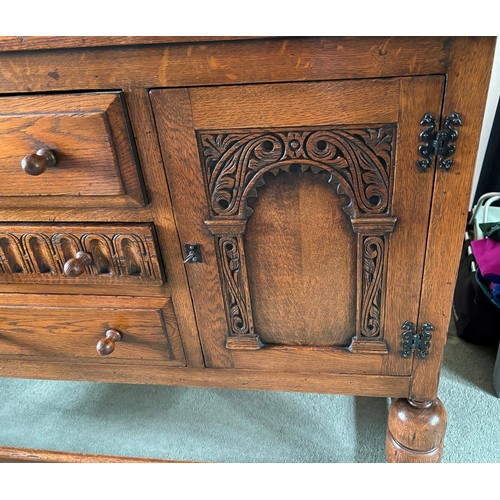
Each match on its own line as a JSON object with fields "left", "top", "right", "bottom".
{"left": 151, "top": 76, "right": 444, "bottom": 375}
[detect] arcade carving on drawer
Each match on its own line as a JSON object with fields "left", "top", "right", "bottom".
{"left": 0, "top": 223, "right": 164, "bottom": 286}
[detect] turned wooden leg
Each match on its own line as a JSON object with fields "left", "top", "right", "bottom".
{"left": 386, "top": 397, "right": 447, "bottom": 463}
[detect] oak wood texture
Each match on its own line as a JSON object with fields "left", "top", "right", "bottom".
{"left": 0, "top": 294, "right": 185, "bottom": 367}
{"left": 0, "top": 223, "right": 164, "bottom": 287}
{"left": 0, "top": 36, "right": 264, "bottom": 52}
{"left": 122, "top": 88, "right": 205, "bottom": 368}
{"left": 0, "top": 446, "right": 182, "bottom": 463}
{"left": 151, "top": 87, "right": 230, "bottom": 368}
{"left": 411, "top": 37, "right": 496, "bottom": 401}
{"left": 63, "top": 251, "right": 94, "bottom": 277}
{"left": 381, "top": 76, "right": 445, "bottom": 377}
{"left": 0, "top": 92, "right": 145, "bottom": 208}
{"left": 245, "top": 170, "right": 356, "bottom": 347}
{"left": 150, "top": 76, "right": 443, "bottom": 377}
{"left": 0, "top": 37, "right": 452, "bottom": 94}
{"left": 386, "top": 398, "right": 447, "bottom": 463}
{"left": 0, "top": 359, "right": 411, "bottom": 397}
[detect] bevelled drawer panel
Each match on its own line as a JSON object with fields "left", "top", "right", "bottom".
{"left": 0, "top": 223, "right": 164, "bottom": 286}
{"left": 0, "top": 91, "right": 145, "bottom": 208}
{"left": 0, "top": 295, "right": 186, "bottom": 366}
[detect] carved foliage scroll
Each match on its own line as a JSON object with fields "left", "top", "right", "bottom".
{"left": 200, "top": 124, "right": 397, "bottom": 351}
{"left": 0, "top": 226, "right": 164, "bottom": 285}
{"left": 199, "top": 126, "right": 395, "bottom": 218}
{"left": 219, "top": 236, "right": 250, "bottom": 336}
{"left": 211, "top": 233, "right": 263, "bottom": 350}
{"left": 361, "top": 236, "right": 384, "bottom": 338}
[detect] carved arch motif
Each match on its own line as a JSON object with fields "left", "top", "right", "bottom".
{"left": 200, "top": 127, "right": 394, "bottom": 219}
{"left": 22, "top": 233, "right": 60, "bottom": 274}
{"left": 0, "top": 234, "right": 30, "bottom": 274}
{"left": 0, "top": 228, "right": 163, "bottom": 285}
{"left": 199, "top": 125, "right": 397, "bottom": 352}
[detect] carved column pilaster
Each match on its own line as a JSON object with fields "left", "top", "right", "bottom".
{"left": 350, "top": 217, "right": 397, "bottom": 353}
{"left": 205, "top": 219, "right": 264, "bottom": 350}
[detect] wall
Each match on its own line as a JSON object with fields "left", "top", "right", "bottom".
{"left": 470, "top": 38, "right": 500, "bottom": 207}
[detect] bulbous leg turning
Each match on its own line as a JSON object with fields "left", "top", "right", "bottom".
{"left": 386, "top": 397, "right": 447, "bottom": 463}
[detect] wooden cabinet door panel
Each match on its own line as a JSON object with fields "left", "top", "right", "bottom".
{"left": 151, "top": 77, "right": 444, "bottom": 375}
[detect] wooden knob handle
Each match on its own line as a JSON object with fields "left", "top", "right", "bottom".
{"left": 96, "top": 329, "right": 122, "bottom": 356}
{"left": 63, "top": 251, "right": 93, "bottom": 277}
{"left": 21, "top": 148, "right": 57, "bottom": 176}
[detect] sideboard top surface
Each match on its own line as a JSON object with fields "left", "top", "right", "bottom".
{"left": 0, "top": 36, "right": 273, "bottom": 52}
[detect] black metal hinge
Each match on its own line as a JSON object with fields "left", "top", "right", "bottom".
{"left": 400, "top": 321, "right": 434, "bottom": 359}
{"left": 417, "top": 112, "right": 463, "bottom": 172}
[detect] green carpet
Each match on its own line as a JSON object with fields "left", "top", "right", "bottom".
{"left": 0, "top": 323, "right": 499, "bottom": 462}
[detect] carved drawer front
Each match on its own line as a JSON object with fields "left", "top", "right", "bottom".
{"left": 151, "top": 77, "right": 446, "bottom": 375}
{"left": 0, "top": 223, "right": 164, "bottom": 286}
{"left": 0, "top": 295, "right": 185, "bottom": 366}
{"left": 0, "top": 92, "right": 145, "bottom": 208}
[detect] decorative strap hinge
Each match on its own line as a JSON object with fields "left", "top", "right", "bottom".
{"left": 400, "top": 321, "right": 434, "bottom": 359}
{"left": 417, "top": 112, "right": 463, "bottom": 172}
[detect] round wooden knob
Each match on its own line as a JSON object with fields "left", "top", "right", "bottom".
{"left": 21, "top": 148, "right": 57, "bottom": 176}
{"left": 96, "top": 329, "right": 122, "bottom": 356}
{"left": 63, "top": 251, "right": 93, "bottom": 277}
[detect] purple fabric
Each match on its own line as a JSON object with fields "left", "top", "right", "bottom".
{"left": 471, "top": 238, "right": 500, "bottom": 283}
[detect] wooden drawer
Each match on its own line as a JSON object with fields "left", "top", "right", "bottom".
{"left": 0, "top": 92, "right": 145, "bottom": 208}
{"left": 0, "top": 223, "right": 164, "bottom": 286}
{"left": 0, "top": 295, "right": 186, "bottom": 366}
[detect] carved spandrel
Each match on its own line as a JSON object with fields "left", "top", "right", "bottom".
{"left": 199, "top": 126, "right": 395, "bottom": 219}
{"left": 0, "top": 226, "right": 164, "bottom": 285}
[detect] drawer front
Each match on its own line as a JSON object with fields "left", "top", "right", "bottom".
{"left": 0, "top": 295, "right": 185, "bottom": 366}
{"left": 0, "top": 223, "right": 164, "bottom": 286}
{"left": 0, "top": 92, "right": 145, "bottom": 207}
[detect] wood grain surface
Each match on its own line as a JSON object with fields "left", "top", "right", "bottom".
{"left": 0, "top": 294, "right": 186, "bottom": 367}
{"left": 246, "top": 170, "right": 356, "bottom": 347}
{"left": 0, "top": 37, "right": 451, "bottom": 94}
{"left": 381, "top": 76, "right": 445, "bottom": 376}
{"left": 123, "top": 88, "right": 205, "bottom": 368}
{"left": 411, "top": 37, "right": 496, "bottom": 401}
{"left": 0, "top": 446, "right": 185, "bottom": 463}
{"left": 0, "top": 36, "right": 266, "bottom": 52}
{"left": 151, "top": 75, "right": 445, "bottom": 377}
{"left": 386, "top": 398, "right": 447, "bottom": 462}
{"left": 0, "top": 359, "right": 411, "bottom": 397}
{"left": 0, "top": 37, "right": 495, "bottom": 464}
{"left": 0, "top": 92, "right": 145, "bottom": 208}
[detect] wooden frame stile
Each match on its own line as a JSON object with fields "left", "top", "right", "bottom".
{"left": 386, "top": 37, "right": 496, "bottom": 463}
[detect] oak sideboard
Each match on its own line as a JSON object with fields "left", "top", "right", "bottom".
{"left": 0, "top": 36, "right": 495, "bottom": 462}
